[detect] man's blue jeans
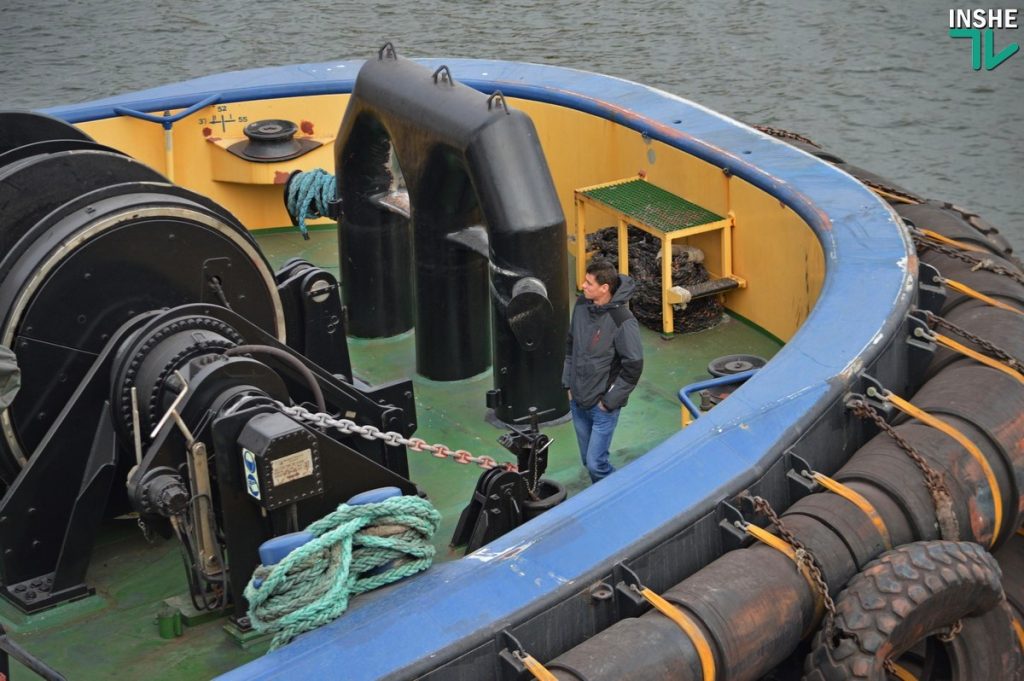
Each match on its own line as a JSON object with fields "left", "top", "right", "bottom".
{"left": 569, "top": 399, "right": 620, "bottom": 483}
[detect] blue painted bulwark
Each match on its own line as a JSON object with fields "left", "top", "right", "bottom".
{"left": 48, "top": 59, "right": 912, "bottom": 680}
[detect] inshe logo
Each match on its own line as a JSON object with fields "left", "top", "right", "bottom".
{"left": 949, "top": 8, "right": 1020, "bottom": 70}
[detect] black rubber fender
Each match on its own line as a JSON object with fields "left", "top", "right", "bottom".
{"left": 802, "top": 540, "right": 1022, "bottom": 680}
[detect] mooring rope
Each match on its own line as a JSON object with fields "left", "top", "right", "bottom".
{"left": 285, "top": 169, "right": 336, "bottom": 239}
{"left": 244, "top": 495, "right": 441, "bottom": 649}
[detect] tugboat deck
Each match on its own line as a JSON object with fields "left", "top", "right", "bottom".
{"left": 0, "top": 225, "right": 780, "bottom": 680}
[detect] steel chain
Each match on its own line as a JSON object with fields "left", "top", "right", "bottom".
{"left": 859, "top": 177, "right": 923, "bottom": 205}
{"left": 745, "top": 494, "right": 842, "bottom": 646}
{"left": 937, "top": 618, "right": 963, "bottom": 642}
{"left": 847, "top": 400, "right": 948, "bottom": 497}
{"left": 914, "top": 236, "right": 1024, "bottom": 286}
{"left": 752, "top": 125, "right": 822, "bottom": 148}
{"left": 921, "top": 309, "right": 1023, "bottom": 371}
{"left": 276, "top": 401, "right": 518, "bottom": 472}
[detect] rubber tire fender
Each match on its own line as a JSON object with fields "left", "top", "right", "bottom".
{"left": 802, "top": 540, "right": 1023, "bottom": 680}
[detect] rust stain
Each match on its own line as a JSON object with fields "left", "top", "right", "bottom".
{"left": 274, "top": 171, "right": 292, "bottom": 185}
{"left": 300, "top": 120, "right": 315, "bottom": 135}
{"left": 202, "top": 127, "right": 212, "bottom": 137}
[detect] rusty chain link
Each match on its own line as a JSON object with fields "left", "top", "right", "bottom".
{"left": 937, "top": 618, "right": 963, "bottom": 642}
{"left": 276, "top": 401, "right": 518, "bottom": 472}
{"left": 858, "top": 177, "right": 923, "bottom": 205}
{"left": 920, "top": 309, "right": 1023, "bottom": 371}
{"left": 743, "top": 494, "right": 842, "bottom": 646}
{"left": 752, "top": 125, "right": 822, "bottom": 148}
{"left": 913, "top": 235, "right": 1024, "bottom": 286}
{"left": 847, "top": 398, "right": 959, "bottom": 541}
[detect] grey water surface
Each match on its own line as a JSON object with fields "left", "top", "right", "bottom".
{"left": 1, "top": 0, "right": 1021, "bottom": 250}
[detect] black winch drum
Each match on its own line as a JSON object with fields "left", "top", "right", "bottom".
{"left": 0, "top": 124, "right": 285, "bottom": 477}
{"left": 0, "top": 111, "right": 93, "bottom": 155}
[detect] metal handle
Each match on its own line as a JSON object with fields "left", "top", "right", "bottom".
{"left": 431, "top": 65, "right": 453, "bottom": 85}
{"left": 113, "top": 93, "right": 221, "bottom": 129}
{"left": 378, "top": 41, "right": 397, "bottom": 60}
{"left": 487, "top": 91, "right": 510, "bottom": 114}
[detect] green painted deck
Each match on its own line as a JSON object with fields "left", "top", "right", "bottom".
{"left": 2, "top": 226, "right": 780, "bottom": 680}
{"left": 256, "top": 227, "right": 780, "bottom": 560}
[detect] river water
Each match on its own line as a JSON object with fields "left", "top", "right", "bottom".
{"left": 2, "top": 0, "right": 1022, "bottom": 250}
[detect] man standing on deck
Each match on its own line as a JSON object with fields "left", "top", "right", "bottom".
{"left": 563, "top": 260, "right": 644, "bottom": 483}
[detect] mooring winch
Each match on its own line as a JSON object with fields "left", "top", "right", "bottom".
{"left": 0, "top": 112, "right": 421, "bottom": 618}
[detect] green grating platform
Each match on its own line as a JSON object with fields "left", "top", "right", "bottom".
{"left": 2, "top": 225, "right": 780, "bottom": 680}
{"left": 580, "top": 179, "right": 724, "bottom": 232}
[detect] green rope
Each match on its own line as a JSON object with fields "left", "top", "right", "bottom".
{"left": 285, "top": 168, "right": 336, "bottom": 240}
{"left": 244, "top": 495, "right": 441, "bottom": 649}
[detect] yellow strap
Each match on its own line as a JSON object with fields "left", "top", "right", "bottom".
{"left": 889, "top": 661, "right": 918, "bottom": 681}
{"left": 886, "top": 393, "right": 1002, "bottom": 546}
{"left": 1013, "top": 616, "right": 1024, "bottom": 654}
{"left": 868, "top": 186, "right": 919, "bottom": 206}
{"left": 809, "top": 472, "right": 893, "bottom": 550}
{"left": 933, "top": 333, "right": 1024, "bottom": 384}
{"left": 745, "top": 524, "right": 826, "bottom": 626}
{"left": 638, "top": 587, "right": 716, "bottom": 681}
{"left": 745, "top": 523, "right": 796, "bottom": 559}
{"left": 919, "top": 229, "right": 990, "bottom": 254}
{"left": 943, "top": 278, "right": 1024, "bottom": 315}
{"left": 519, "top": 653, "right": 558, "bottom": 681}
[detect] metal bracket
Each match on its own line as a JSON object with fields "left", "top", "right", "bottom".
{"left": 716, "top": 498, "right": 749, "bottom": 551}
{"left": 917, "top": 261, "right": 946, "bottom": 314}
{"left": 784, "top": 449, "right": 818, "bottom": 498}
{"left": 496, "top": 629, "right": 536, "bottom": 681}
{"left": 612, "top": 562, "right": 648, "bottom": 618}
{"left": 905, "top": 309, "right": 936, "bottom": 379}
{"left": 845, "top": 372, "right": 893, "bottom": 419}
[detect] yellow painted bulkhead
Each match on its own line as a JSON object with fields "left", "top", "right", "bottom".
{"left": 76, "top": 94, "right": 824, "bottom": 342}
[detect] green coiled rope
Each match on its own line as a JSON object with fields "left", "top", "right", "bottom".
{"left": 244, "top": 495, "right": 441, "bottom": 649}
{"left": 285, "top": 168, "right": 336, "bottom": 240}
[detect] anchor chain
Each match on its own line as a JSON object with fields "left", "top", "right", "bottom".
{"left": 921, "top": 309, "right": 1023, "bottom": 371}
{"left": 275, "top": 401, "right": 518, "bottom": 472}
{"left": 744, "top": 494, "right": 843, "bottom": 647}
{"left": 914, "top": 236, "right": 1024, "bottom": 286}
{"left": 847, "top": 399, "right": 959, "bottom": 540}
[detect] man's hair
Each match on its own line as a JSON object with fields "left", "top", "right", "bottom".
{"left": 586, "top": 260, "right": 620, "bottom": 294}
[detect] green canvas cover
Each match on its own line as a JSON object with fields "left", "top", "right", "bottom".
{"left": 0, "top": 344, "right": 18, "bottom": 411}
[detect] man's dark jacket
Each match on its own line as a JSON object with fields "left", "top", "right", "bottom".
{"left": 561, "top": 275, "right": 643, "bottom": 410}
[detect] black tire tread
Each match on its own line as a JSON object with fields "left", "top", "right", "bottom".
{"left": 802, "top": 540, "right": 1017, "bottom": 680}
